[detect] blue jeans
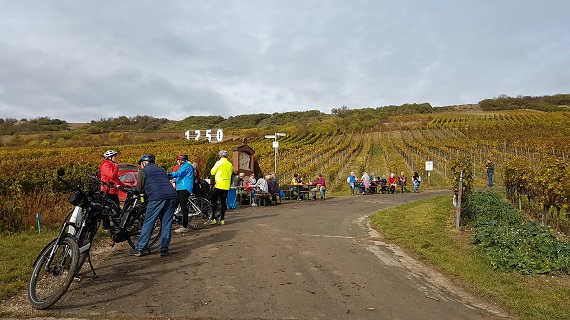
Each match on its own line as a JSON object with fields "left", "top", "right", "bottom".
{"left": 487, "top": 173, "right": 494, "bottom": 187}
{"left": 413, "top": 181, "right": 420, "bottom": 192}
{"left": 311, "top": 187, "right": 326, "bottom": 199}
{"left": 136, "top": 198, "right": 176, "bottom": 252}
{"left": 348, "top": 184, "right": 355, "bottom": 195}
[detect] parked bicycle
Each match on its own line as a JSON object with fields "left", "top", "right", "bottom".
{"left": 174, "top": 194, "right": 213, "bottom": 230}
{"left": 28, "top": 169, "right": 160, "bottom": 309}
{"left": 28, "top": 169, "right": 104, "bottom": 309}
{"left": 111, "top": 186, "right": 161, "bottom": 249}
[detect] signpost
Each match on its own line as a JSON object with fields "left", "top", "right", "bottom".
{"left": 264, "top": 133, "right": 286, "bottom": 174}
{"left": 36, "top": 213, "right": 41, "bottom": 233}
{"left": 425, "top": 161, "right": 433, "bottom": 186}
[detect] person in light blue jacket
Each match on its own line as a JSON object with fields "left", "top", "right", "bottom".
{"left": 168, "top": 154, "right": 194, "bottom": 233}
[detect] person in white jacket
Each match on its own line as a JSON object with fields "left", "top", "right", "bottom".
{"left": 251, "top": 175, "right": 268, "bottom": 206}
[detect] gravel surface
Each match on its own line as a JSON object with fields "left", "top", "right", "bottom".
{"left": 1, "top": 191, "right": 515, "bottom": 320}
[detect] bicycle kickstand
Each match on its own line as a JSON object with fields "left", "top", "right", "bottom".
{"left": 87, "top": 252, "right": 98, "bottom": 278}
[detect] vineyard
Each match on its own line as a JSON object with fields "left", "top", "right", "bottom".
{"left": 1, "top": 109, "right": 569, "bottom": 233}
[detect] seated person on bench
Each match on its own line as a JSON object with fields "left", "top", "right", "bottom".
{"left": 379, "top": 176, "right": 388, "bottom": 193}
{"left": 232, "top": 172, "right": 250, "bottom": 204}
{"left": 310, "top": 173, "right": 326, "bottom": 200}
{"left": 251, "top": 174, "right": 269, "bottom": 206}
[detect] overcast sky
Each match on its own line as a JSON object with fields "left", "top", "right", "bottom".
{"left": 0, "top": 1, "right": 568, "bottom": 123}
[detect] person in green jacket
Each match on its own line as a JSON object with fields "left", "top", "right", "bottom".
{"left": 209, "top": 150, "right": 233, "bottom": 225}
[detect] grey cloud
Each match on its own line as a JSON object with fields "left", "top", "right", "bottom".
{"left": 0, "top": 1, "right": 569, "bottom": 122}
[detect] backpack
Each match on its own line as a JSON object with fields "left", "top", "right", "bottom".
{"left": 193, "top": 179, "right": 211, "bottom": 197}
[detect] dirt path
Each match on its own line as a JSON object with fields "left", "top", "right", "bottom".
{"left": 3, "top": 191, "right": 515, "bottom": 319}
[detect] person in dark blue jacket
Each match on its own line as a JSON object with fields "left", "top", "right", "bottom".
{"left": 169, "top": 154, "right": 194, "bottom": 233}
{"left": 131, "top": 154, "right": 177, "bottom": 257}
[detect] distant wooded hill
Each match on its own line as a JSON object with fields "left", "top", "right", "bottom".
{"left": 1, "top": 94, "right": 569, "bottom": 136}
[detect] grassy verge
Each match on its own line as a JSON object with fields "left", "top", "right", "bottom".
{"left": 369, "top": 195, "right": 570, "bottom": 320}
{"left": 0, "top": 230, "right": 59, "bottom": 300}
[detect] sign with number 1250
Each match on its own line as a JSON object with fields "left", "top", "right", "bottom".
{"left": 185, "top": 129, "right": 224, "bottom": 142}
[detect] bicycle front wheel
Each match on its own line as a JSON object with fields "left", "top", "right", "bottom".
{"left": 28, "top": 236, "right": 80, "bottom": 309}
{"left": 126, "top": 213, "right": 161, "bottom": 249}
{"left": 188, "top": 196, "right": 213, "bottom": 230}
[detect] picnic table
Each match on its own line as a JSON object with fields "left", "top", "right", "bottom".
{"left": 290, "top": 183, "right": 316, "bottom": 200}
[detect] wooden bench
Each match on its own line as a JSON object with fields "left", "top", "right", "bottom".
{"left": 272, "top": 192, "right": 282, "bottom": 204}
{"left": 308, "top": 187, "right": 326, "bottom": 200}
{"left": 299, "top": 190, "right": 311, "bottom": 200}
{"left": 253, "top": 192, "right": 271, "bottom": 206}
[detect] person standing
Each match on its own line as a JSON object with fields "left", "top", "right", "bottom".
{"left": 486, "top": 159, "right": 495, "bottom": 187}
{"left": 99, "top": 150, "right": 127, "bottom": 230}
{"left": 268, "top": 172, "right": 280, "bottom": 204}
{"left": 99, "top": 149, "right": 127, "bottom": 208}
{"left": 131, "top": 154, "right": 177, "bottom": 257}
{"left": 192, "top": 162, "right": 200, "bottom": 180}
{"left": 209, "top": 150, "right": 233, "bottom": 225}
{"left": 169, "top": 154, "right": 195, "bottom": 233}
{"left": 347, "top": 172, "right": 357, "bottom": 195}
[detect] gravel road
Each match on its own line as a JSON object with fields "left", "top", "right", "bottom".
{"left": 2, "top": 190, "right": 515, "bottom": 320}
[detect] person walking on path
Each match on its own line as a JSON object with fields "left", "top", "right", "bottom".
{"left": 169, "top": 154, "right": 195, "bottom": 233}
{"left": 209, "top": 150, "right": 233, "bottom": 225}
{"left": 486, "top": 159, "right": 495, "bottom": 187}
{"left": 131, "top": 154, "right": 177, "bottom": 257}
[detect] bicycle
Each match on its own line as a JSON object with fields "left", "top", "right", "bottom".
{"left": 28, "top": 169, "right": 105, "bottom": 309}
{"left": 174, "top": 193, "right": 213, "bottom": 230}
{"left": 74, "top": 173, "right": 161, "bottom": 267}
{"left": 28, "top": 169, "right": 161, "bottom": 309}
{"left": 72, "top": 172, "right": 161, "bottom": 270}
{"left": 111, "top": 186, "right": 161, "bottom": 249}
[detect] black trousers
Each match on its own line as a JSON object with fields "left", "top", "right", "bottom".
{"left": 175, "top": 190, "right": 190, "bottom": 228}
{"left": 210, "top": 188, "right": 228, "bottom": 220}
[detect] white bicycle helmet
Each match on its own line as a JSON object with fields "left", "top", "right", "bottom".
{"left": 103, "top": 150, "right": 119, "bottom": 159}
{"left": 218, "top": 150, "right": 228, "bottom": 157}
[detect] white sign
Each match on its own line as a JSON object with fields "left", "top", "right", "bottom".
{"left": 273, "top": 141, "right": 279, "bottom": 148}
{"left": 185, "top": 129, "right": 224, "bottom": 142}
{"left": 425, "top": 161, "right": 434, "bottom": 171}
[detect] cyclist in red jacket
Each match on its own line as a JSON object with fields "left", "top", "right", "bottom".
{"left": 99, "top": 150, "right": 127, "bottom": 208}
